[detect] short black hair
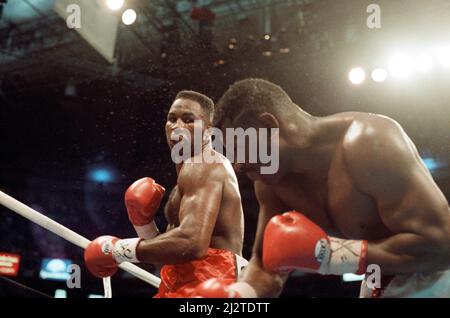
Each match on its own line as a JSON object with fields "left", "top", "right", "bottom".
{"left": 214, "top": 78, "right": 293, "bottom": 127}
{"left": 174, "top": 90, "right": 214, "bottom": 123}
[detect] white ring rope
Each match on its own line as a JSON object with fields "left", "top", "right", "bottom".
{"left": 0, "top": 191, "right": 161, "bottom": 297}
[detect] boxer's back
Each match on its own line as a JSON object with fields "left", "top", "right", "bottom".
{"left": 264, "top": 112, "right": 434, "bottom": 241}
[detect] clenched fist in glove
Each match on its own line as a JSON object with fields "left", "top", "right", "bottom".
{"left": 263, "top": 211, "right": 367, "bottom": 275}
{"left": 125, "top": 177, "right": 165, "bottom": 239}
{"left": 84, "top": 235, "right": 142, "bottom": 278}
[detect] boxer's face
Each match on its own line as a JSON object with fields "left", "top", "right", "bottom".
{"left": 221, "top": 114, "right": 286, "bottom": 185}
{"left": 166, "top": 98, "right": 209, "bottom": 150}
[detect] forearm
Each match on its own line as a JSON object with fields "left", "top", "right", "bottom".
{"left": 241, "top": 256, "right": 287, "bottom": 298}
{"left": 136, "top": 228, "right": 205, "bottom": 265}
{"left": 368, "top": 232, "right": 450, "bottom": 275}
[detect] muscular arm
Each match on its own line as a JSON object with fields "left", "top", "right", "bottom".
{"left": 240, "top": 181, "right": 289, "bottom": 297}
{"left": 136, "top": 164, "right": 223, "bottom": 265}
{"left": 345, "top": 117, "right": 450, "bottom": 274}
{"left": 163, "top": 186, "right": 179, "bottom": 232}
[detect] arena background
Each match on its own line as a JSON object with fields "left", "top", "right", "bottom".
{"left": 0, "top": 0, "right": 449, "bottom": 298}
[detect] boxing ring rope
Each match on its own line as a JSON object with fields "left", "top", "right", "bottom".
{"left": 0, "top": 191, "right": 161, "bottom": 297}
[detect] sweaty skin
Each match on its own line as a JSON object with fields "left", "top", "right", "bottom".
{"left": 224, "top": 111, "right": 450, "bottom": 297}
{"left": 135, "top": 98, "right": 244, "bottom": 264}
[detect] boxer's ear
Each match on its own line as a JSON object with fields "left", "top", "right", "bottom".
{"left": 258, "top": 112, "right": 279, "bottom": 129}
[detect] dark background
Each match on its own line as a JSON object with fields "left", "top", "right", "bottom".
{"left": 0, "top": 0, "right": 449, "bottom": 298}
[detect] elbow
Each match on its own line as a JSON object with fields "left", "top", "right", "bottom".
{"left": 429, "top": 228, "right": 450, "bottom": 268}
{"left": 440, "top": 231, "right": 450, "bottom": 267}
{"left": 246, "top": 254, "right": 287, "bottom": 298}
{"left": 438, "top": 242, "right": 450, "bottom": 269}
{"left": 184, "top": 243, "right": 208, "bottom": 261}
{"left": 181, "top": 236, "right": 209, "bottom": 261}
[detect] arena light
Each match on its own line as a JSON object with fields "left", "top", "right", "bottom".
{"left": 0, "top": 252, "right": 21, "bottom": 277}
{"left": 54, "top": 289, "right": 67, "bottom": 298}
{"left": 422, "top": 157, "right": 444, "bottom": 172}
{"left": 88, "top": 168, "right": 114, "bottom": 183}
{"left": 437, "top": 47, "right": 450, "bottom": 68}
{"left": 39, "top": 258, "right": 72, "bottom": 281}
{"left": 106, "top": 0, "right": 124, "bottom": 11}
{"left": 415, "top": 54, "right": 433, "bottom": 72}
{"left": 348, "top": 67, "right": 366, "bottom": 85}
{"left": 343, "top": 273, "right": 365, "bottom": 282}
{"left": 371, "top": 68, "right": 388, "bottom": 82}
{"left": 122, "top": 9, "right": 137, "bottom": 25}
{"left": 388, "top": 54, "right": 413, "bottom": 79}
{"left": 262, "top": 34, "right": 273, "bottom": 57}
{"left": 228, "top": 38, "right": 237, "bottom": 51}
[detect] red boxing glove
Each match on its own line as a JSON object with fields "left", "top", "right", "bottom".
{"left": 84, "top": 236, "right": 120, "bottom": 278}
{"left": 194, "top": 279, "right": 257, "bottom": 298}
{"left": 125, "top": 177, "right": 165, "bottom": 226}
{"left": 84, "top": 236, "right": 142, "bottom": 278}
{"left": 263, "top": 211, "right": 367, "bottom": 275}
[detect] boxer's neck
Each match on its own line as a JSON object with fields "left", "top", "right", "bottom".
{"left": 175, "top": 139, "right": 213, "bottom": 175}
{"left": 284, "top": 113, "right": 350, "bottom": 175}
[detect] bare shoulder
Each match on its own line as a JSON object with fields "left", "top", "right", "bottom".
{"left": 340, "top": 113, "right": 420, "bottom": 195}
{"left": 178, "top": 155, "right": 233, "bottom": 190}
{"left": 341, "top": 112, "right": 414, "bottom": 160}
{"left": 343, "top": 113, "right": 409, "bottom": 144}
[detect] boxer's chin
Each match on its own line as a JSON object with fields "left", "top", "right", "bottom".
{"left": 246, "top": 171, "right": 260, "bottom": 181}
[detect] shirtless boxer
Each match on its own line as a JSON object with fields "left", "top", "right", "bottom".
{"left": 196, "top": 78, "right": 450, "bottom": 298}
{"left": 84, "top": 91, "right": 248, "bottom": 297}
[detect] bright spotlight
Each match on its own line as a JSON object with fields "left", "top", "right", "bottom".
{"left": 54, "top": 289, "right": 67, "bottom": 298}
{"left": 343, "top": 273, "right": 365, "bottom": 282}
{"left": 422, "top": 157, "right": 444, "bottom": 172}
{"left": 388, "top": 54, "right": 413, "bottom": 79}
{"left": 88, "top": 168, "right": 114, "bottom": 183}
{"left": 371, "top": 68, "right": 388, "bottom": 82}
{"left": 437, "top": 47, "right": 450, "bottom": 68}
{"left": 106, "top": 0, "right": 124, "bottom": 11}
{"left": 415, "top": 54, "right": 433, "bottom": 72}
{"left": 348, "top": 67, "right": 366, "bottom": 85}
{"left": 122, "top": 9, "right": 137, "bottom": 25}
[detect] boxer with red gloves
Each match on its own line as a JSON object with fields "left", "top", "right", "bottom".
{"left": 85, "top": 91, "right": 247, "bottom": 297}
{"left": 210, "top": 79, "right": 450, "bottom": 298}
